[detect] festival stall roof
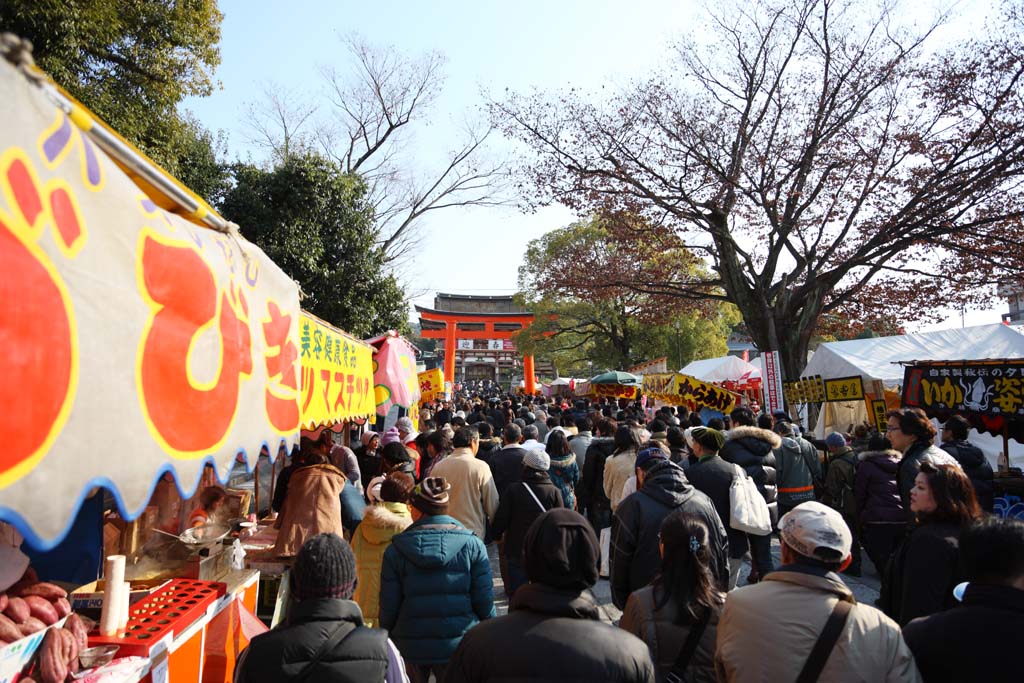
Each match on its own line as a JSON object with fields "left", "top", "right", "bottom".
{"left": 0, "top": 56, "right": 301, "bottom": 549}
{"left": 802, "top": 324, "right": 1024, "bottom": 387}
{"left": 681, "top": 356, "right": 762, "bottom": 383}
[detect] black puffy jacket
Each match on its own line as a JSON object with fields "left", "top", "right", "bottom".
{"left": 579, "top": 437, "right": 616, "bottom": 530}
{"left": 235, "top": 598, "right": 389, "bottom": 683}
{"left": 491, "top": 468, "right": 565, "bottom": 566}
{"left": 610, "top": 460, "right": 729, "bottom": 609}
{"left": 940, "top": 439, "right": 995, "bottom": 511}
{"left": 720, "top": 426, "right": 780, "bottom": 503}
{"left": 444, "top": 583, "right": 656, "bottom": 683}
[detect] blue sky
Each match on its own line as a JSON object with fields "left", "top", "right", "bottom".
{"left": 183, "top": 0, "right": 1007, "bottom": 330}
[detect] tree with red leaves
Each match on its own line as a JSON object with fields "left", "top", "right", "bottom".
{"left": 494, "top": 0, "right": 1024, "bottom": 379}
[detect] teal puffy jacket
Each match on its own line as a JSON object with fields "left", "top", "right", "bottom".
{"left": 379, "top": 515, "right": 495, "bottom": 665}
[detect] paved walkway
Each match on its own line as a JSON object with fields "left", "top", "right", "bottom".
{"left": 489, "top": 534, "right": 881, "bottom": 624}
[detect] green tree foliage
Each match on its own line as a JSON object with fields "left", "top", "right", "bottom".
{"left": 220, "top": 154, "right": 407, "bottom": 338}
{"left": 1, "top": 0, "right": 228, "bottom": 194}
{"left": 515, "top": 217, "right": 736, "bottom": 375}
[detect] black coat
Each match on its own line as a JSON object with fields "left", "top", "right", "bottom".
{"left": 854, "top": 449, "right": 905, "bottom": 525}
{"left": 444, "top": 583, "right": 656, "bottom": 683}
{"left": 579, "top": 437, "right": 616, "bottom": 530}
{"left": 235, "top": 599, "right": 388, "bottom": 683}
{"left": 880, "top": 521, "right": 962, "bottom": 626}
{"left": 940, "top": 440, "right": 995, "bottom": 512}
{"left": 903, "top": 583, "right": 1024, "bottom": 683}
{"left": 491, "top": 469, "right": 565, "bottom": 565}
{"left": 686, "top": 454, "right": 749, "bottom": 559}
{"left": 354, "top": 446, "right": 381, "bottom": 494}
{"left": 720, "top": 426, "right": 779, "bottom": 503}
{"left": 485, "top": 446, "right": 527, "bottom": 499}
{"left": 611, "top": 460, "right": 729, "bottom": 609}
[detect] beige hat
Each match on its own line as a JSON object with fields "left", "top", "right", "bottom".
{"left": 779, "top": 501, "right": 852, "bottom": 563}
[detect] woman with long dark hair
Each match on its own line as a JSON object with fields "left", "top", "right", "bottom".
{"left": 620, "top": 511, "right": 724, "bottom": 683}
{"left": 422, "top": 429, "right": 453, "bottom": 478}
{"left": 880, "top": 461, "right": 983, "bottom": 625}
{"left": 545, "top": 430, "right": 580, "bottom": 509}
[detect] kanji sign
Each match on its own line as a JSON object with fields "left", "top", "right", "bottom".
{"left": 823, "top": 376, "right": 865, "bottom": 402}
{"left": 642, "top": 373, "right": 678, "bottom": 402}
{"left": 871, "top": 399, "right": 888, "bottom": 432}
{"left": 676, "top": 374, "right": 738, "bottom": 413}
{"left": 0, "top": 57, "right": 301, "bottom": 547}
{"left": 762, "top": 351, "right": 784, "bottom": 413}
{"left": 592, "top": 384, "right": 639, "bottom": 400}
{"left": 903, "top": 361, "right": 1024, "bottom": 417}
{"left": 418, "top": 368, "right": 445, "bottom": 402}
{"left": 299, "top": 313, "right": 375, "bottom": 429}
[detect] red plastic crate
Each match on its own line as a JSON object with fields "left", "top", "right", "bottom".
{"left": 87, "top": 579, "right": 227, "bottom": 656}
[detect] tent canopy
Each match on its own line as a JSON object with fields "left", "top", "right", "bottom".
{"left": 803, "top": 324, "right": 1024, "bottom": 387}
{"left": 681, "top": 356, "right": 762, "bottom": 383}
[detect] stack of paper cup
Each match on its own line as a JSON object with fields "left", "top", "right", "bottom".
{"left": 119, "top": 581, "right": 131, "bottom": 630}
{"left": 99, "top": 555, "right": 126, "bottom": 636}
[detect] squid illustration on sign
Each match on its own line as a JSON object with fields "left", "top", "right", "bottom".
{"left": 373, "top": 336, "right": 421, "bottom": 417}
{"left": 961, "top": 376, "right": 994, "bottom": 412}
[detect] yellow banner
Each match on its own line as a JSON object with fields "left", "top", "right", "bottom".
{"left": 675, "top": 374, "right": 737, "bottom": 413}
{"left": 299, "top": 313, "right": 375, "bottom": 428}
{"left": 642, "top": 373, "right": 679, "bottom": 402}
{"left": 593, "top": 384, "right": 639, "bottom": 399}
{"left": 824, "top": 375, "right": 865, "bottom": 402}
{"left": 418, "top": 368, "right": 444, "bottom": 402}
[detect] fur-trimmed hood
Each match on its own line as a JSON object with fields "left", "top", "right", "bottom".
{"left": 359, "top": 501, "right": 413, "bottom": 545}
{"left": 725, "top": 425, "right": 782, "bottom": 449}
{"left": 858, "top": 448, "right": 901, "bottom": 476}
{"left": 859, "top": 448, "right": 902, "bottom": 462}
{"left": 549, "top": 452, "right": 577, "bottom": 469}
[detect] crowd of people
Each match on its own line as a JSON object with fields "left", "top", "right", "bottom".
{"left": 232, "top": 391, "right": 1023, "bottom": 682}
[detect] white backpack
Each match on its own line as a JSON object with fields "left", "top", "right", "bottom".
{"left": 729, "top": 464, "right": 772, "bottom": 536}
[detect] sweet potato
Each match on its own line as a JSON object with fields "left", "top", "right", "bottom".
{"left": 4, "top": 596, "right": 29, "bottom": 624}
{"left": 51, "top": 598, "right": 70, "bottom": 619}
{"left": 0, "top": 613, "right": 21, "bottom": 642}
{"left": 0, "top": 593, "right": 7, "bottom": 613}
{"left": 38, "top": 628, "right": 67, "bottom": 683}
{"left": 62, "top": 627, "right": 79, "bottom": 674}
{"left": 64, "top": 613, "right": 88, "bottom": 650}
{"left": 23, "top": 596, "right": 58, "bottom": 626}
{"left": 14, "top": 583, "right": 67, "bottom": 601}
{"left": 18, "top": 616, "right": 45, "bottom": 636}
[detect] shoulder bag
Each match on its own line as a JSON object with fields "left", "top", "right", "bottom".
{"left": 664, "top": 606, "right": 712, "bottom": 683}
{"left": 729, "top": 464, "right": 772, "bottom": 536}
{"left": 795, "top": 600, "right": 853, "bottom": 683}
{"left": 289, "top": 621, "right": 355, "bottom": 683}
{"left": 522, "top": 482, "right": 547, "bottom": 513}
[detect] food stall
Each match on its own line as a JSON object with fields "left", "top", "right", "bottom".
{"left": 418, "top": 368, "right": 445, "bottom": 403}
{"left": 0, "top": 42, "right": 304, "bottom": 682}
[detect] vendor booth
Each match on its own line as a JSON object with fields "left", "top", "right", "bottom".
{"left": 642, "top": 373, "right": 740, "bottom": 419}
{"left": 0, "top": 46, "right": 308, "bottom": 682}
{"left": 367, "top": 332, "right": 422, "bottom": 430}
{"left": 799, "top": 324, "right": 1024, "bottom": 469}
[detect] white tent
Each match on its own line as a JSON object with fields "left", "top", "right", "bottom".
{"left": 803, "top": 324, "right": 1024, "bottom": 468}
{"left": 803, "top": 323, "right": 1024, "bottom": 388}
{"left": 681, "top": 355, "right": 762, "bottom": 383}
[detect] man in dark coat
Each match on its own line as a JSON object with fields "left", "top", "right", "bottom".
{"left": 490, "top": 451, "right": 565, "bottom": 597}
{"left": 486, "top": 423, "right": 528, "bottom": 500}
{"left": 903, "top": 517, "right": 1024, "bottom": 682}
{"left": 685, "top": 426, "right": 749, "bottom": 590}
{"left": 721, "top": 407, "right": 780, "bottom": 580}
{"left": 610, "top": 449, "right": 729, "bottom": 609}
{"left": 939, "top": 415, "right": 995, "bottom": 512}
{"left": 444, "top": 509, "right": 655, "bottom": 682}
{"left": 235, "top": 533, "right": 400, "bottom": 683}
{"left": 577, "top": 418, "right": 617, "bottom": 530}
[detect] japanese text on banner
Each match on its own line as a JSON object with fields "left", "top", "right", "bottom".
{"left": 299, "top": 313, "right": 375, "bottom": 428}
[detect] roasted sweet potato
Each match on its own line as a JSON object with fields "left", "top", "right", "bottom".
{"left": 18, "top": 616, "right": 45, "bottom": 636}
{"left": 50, "top": 598, "right": 70, "bottom": 619}
{"left": 64, "top": 613, "right": 88, "bottom": 650}
{"left": 37, "top": 628, "right": 67, "bottom": 683}
{"left": 14, "top": 583, "right": 67, "bottom": 601}
{"left": 23, "top": 596, "right": 58, "bottom": 626}
{"left": 0, "top": 613, "right": 21, "bottom": 642}
{"left": 3, "top": 596, "right": 29, "bottom": 624}
{"left": 0, "top": 593, "right": 7, "bottom": 614}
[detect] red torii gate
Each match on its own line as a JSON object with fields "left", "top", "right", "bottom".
{"left": 415, "top": 305, "right": 538, "bottom": 394}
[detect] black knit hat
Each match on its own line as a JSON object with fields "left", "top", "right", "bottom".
{"left": 292, "top": 533, "right": 357, "bottom": 600}
{"left": 523, "top": 509, "right": 599, "bottom": 591}
{"left": 690, "top": 426, "right": 725, "bottom": 452}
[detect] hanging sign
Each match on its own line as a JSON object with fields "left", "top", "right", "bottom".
{"left": 871, "top": 399, "right": 889, "bottom": 432}
{"left": 676, "top": 374, "right": 737, "bottom": 413}
{"left": 823, "top": 376, "right": 865, "bottom": 402}
{"left": 593, "top": 384, "right": 640, "bottom": 399}
{"left": 903, "top": 361, "right": 1024, "bottom": 417}
{"left": 642, "top": 373, "right": 678, "bottom": 402}
{"left": 762, "top": 351, "right": 785, "bottom": 412}
{"left": 299, "top": 313, "right": 375, "bottom": 429}
{"left": 418, "top": 368, "right": 445, "bottom": 402}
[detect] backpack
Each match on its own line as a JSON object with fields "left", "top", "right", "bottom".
{"left": 729, "top": 464, "right": 772, "bottom": 536}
